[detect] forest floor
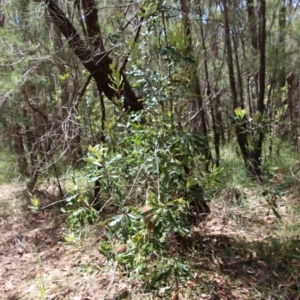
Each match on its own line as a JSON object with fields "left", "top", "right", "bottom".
{"left": 0, "top": 179, "right": 300, "bottom": 300}
{"left": 0, "top": 183, "right": 123, "bottom": 300}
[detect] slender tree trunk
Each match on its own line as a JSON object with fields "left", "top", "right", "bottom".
{"left": 0, "top": 0, "right": 5, "bottom": 27}
{"left": 247, "top": 0, "right": 258, "bottom": 50}
{"left": 180, "top": 0, "right": 212, "bottom": 166}
{"left": 246, "top": 0, "right": 258, "bottom": 120}
{"left": 175, "top": 0, "right": 211, "bottom": 221}
{"left": 198, "top": 6, "right": 220, "bottom": 166}
{"left": 223, "top": 0, "right": 265, "bottom": 178}
{"left": 232, "top": 31, "right": 244, "bottom": 110}
{"left": 278, "top": 0, "right": 286, "bottom": 89}
{"left": 194, "top": 77, "right": 213, "bottom": 167}
{"left": 12, "top": 124, "right": 28, "bottom": 176}
{"left": 250, "top": 0, "right": 266, "bottom": 178}
{"left": 93, "top": 94, "right": 106, "bottom": 210}
{"left": 223, "top": 0, "right": 249, "bottom": 163}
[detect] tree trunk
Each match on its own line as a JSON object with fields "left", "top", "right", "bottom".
{"left": 179, "top": 0, "right": 210, "bottom": 221}
{"left": 223, "top": 0, "right": 266, "bottom": 178}
{"left": 12, "top": 124, "right": 28, "bottom": 176}
{"left": 0, "top": 0, "right": 5, "bottom": 27}
{"left": 278, "top": 0, "right": 286, "bottom": 89}
{"left": 198, "top": 6, "right": 220, "bottom": 166}
{"left": 223, "top": 0, "right": 249, "bottom": 163}
{"left": 44, "top": 0, "right": 143, "bottom": 113}
{"left": 42, "top": 0, "right": 144, "bottom": 207}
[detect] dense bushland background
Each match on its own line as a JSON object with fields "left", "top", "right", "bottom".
{"left": 1, "top": 0, "right": 300, "bottom": 299}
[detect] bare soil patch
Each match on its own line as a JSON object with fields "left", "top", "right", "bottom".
{"left": 0, "top": 184, "right": 122, "bottom": 300}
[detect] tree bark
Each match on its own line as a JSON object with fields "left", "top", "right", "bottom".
{"left": 278, "top": 0, "right": 286, "bottom": 89}
{"left": 247, "top": 0, "right": 258, "bottom": 50}
{"left": 179, "top": 0, "right": 211, "bottom": 221}
{"left": 250, "top": 0, "right": 266, "bottom": 178}
{"left": 198, "top": 6, "right": 220, "bottom": 166}
{"left": 44, "top": 0, "right": 143, "bottom": 113}
{"left": 223, "top": 0, "right": 249, "bottom": 163}
{"left": 223, "top": 0, "right": 266, "bottom": 178}
{"left": 0, "top": 0, "right": 5, "bottom": 27}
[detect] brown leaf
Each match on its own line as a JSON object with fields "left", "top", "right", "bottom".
{"left": 171, "top": 293, "right": 179, "bottom": 300}
{"left": 187, "top": 280, "right": 198, "bottom": 287}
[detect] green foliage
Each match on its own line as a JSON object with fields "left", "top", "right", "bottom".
{"left": 99, "top": 197, "right": 191, "bottom": 289}
{"left": 86, "top": 124, "right": 208, "bottom": 205}
{"left": 28, "top": 195, "right": 40, "bottom": 211}
{"left": 234, "top": 107, "right": 247, "bottom": 120}
{"left": 62, "top": 176, "right": 97, "bottom": 230}
{"left": 3, "top": 0, "right": 300, "bottom": 295}
{"left": 108, "top": 62, "right": 124, "bottom": 107}
{"left": 261, "top": 187, "right": 283, "bottom": 219}
{"left": 63, "top": 119, "right": 210, "bottom": 287}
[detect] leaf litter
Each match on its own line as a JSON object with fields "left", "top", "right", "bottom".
{"left": 0, "top": 182, "right": 300, "bottom": 299}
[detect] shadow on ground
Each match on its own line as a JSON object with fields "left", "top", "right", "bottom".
{"left": 185, "top": 232, "right": 300, "bottom": 299}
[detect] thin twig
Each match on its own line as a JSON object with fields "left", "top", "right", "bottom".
{"left": 122, "top": 157, "right": 151, "bottom": 205}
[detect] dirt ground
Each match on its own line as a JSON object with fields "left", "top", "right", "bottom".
{"left": 1, "top": 182, "right": 300, "bottom": 300}
{"left": 0, "top": 184, "right": 137, "bottom": 300}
